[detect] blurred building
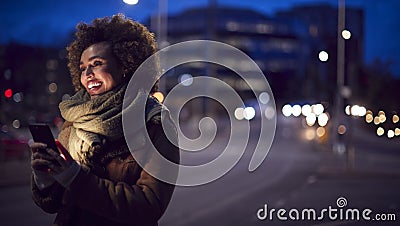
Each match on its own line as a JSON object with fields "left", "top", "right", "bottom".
{"left": 153, "top": 6, "right": 312, "bottom": 101}
{"left": 149, "top": 4, "right": 364, "bottom": 106}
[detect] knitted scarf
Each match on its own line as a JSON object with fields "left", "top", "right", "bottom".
{"left": 59, "top": 84, "right": 148, "bottom": 165}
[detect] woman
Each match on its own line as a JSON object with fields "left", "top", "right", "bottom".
{"left": 30, "top": 14, "right": 179, "bottom": 226}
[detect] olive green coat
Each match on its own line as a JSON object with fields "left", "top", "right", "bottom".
{"left": 31, "top": 114, "right": 179, "bottom": 226}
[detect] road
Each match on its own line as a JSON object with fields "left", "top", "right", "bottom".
{"left": 0, "top": 117, "right": 399, "bottom": 226}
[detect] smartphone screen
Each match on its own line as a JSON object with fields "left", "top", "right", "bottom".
{"left": 29, "top": 124, "right": 58, "bottom": 151}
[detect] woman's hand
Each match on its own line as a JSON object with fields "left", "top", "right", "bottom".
{"left": 45, "top": 140, "right": 74, "bottom": 175}
{"left": 30, "top": 142, "right": 56, "bottom": 189}
{"left": 49, "top": 140, "right": 81, "bottom": 188}
{"left": 30, "top": 142, "right": 54, "bottom": 173}
{"left": 30, "top": 140, "right": 81, "bottom": 188}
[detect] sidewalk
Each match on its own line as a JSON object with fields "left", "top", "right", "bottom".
{"left": 315, "top": 144, "right": 400, "bottom": 181}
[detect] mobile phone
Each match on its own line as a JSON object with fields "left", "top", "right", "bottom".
{"left": 29, "top": 124, "right": 58, "bottom": 152}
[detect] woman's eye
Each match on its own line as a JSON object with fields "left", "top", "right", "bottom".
{"left": 93, "top": 61, "right": 103, "bottom": 67}
{"left": 79, "top": 66, "right": 86, "bottom": 72}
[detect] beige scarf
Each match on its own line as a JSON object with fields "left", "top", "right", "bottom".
{"left": 59, "top": 84, "right": 148, "bottom": 164}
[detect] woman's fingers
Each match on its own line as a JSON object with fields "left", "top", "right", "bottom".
{"left": 47, "top": 162, "right": 62, "bottom": 175}
{"left": 29, "top": 142, "right": 47, "bottom": 153}
{"left": 32, "top": 151, "right": 53, "bottom": 161}
{"left": 31, "top": 140, "right": 75, "bottom": 175}
{"left": 29, "top": 142, "right": 47, "bottom": 149}
{"left": 31, "top": 158, "right": 53, "bottom": 171}
{"left": 30, "top": 141, "right": 74, "bottom": 175}
{"left": 31, "top": 155, "right": 63, "bottom": 174}
{"left": 55, "top": 140, "right": 73, "bottom": 161}
{"left": 46, "top": 148, "right": 69, "bottom": 168}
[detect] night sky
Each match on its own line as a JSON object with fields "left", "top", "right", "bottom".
{"left": 2, "top": 0, "right": 400, "bottom": 76}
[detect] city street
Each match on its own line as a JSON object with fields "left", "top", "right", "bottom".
{"left": 0, "top": 117, "right": 399, "bottom": 226}
{"left": 2, "top": 1, "right": 400, "bottom": 226}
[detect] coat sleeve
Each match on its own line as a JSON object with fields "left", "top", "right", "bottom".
{"left": 31, "top": 174, "right": 65, "bottom": 214}
{"left": 62, "top": 115, "right": 180, "bottom": 225}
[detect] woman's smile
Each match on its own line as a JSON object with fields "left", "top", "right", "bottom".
{"left": 87, "top": 79, "right": 103, "bottom": 95}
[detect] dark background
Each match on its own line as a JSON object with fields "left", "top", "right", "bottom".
{"left": 0, "top": 1, "right": 399, "bottom": 225}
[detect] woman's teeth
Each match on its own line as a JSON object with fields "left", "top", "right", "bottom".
{"left": 88, "top": 82, "right": 102, "bottom": 89}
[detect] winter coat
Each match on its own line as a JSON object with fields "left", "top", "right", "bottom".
{"left": 31, "top": 113, "right": 179, "bottom": 226}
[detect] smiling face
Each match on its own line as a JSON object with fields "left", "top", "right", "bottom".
{"left": 80, "top": 42, "right": 124, "bottom": 98}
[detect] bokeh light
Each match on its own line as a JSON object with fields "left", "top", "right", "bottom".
{"left": 282, "top": 104, "right": 292, "bottom": 117}
{"left": 377, "top": 127, "right": 385, "bottom": 136}
{"left": 301, "top": 104, "right": 312, "bottom": 117}
{"left": 292, "top": 104, "right": 302, "bottom": 117}
{"left": 395, "top": 128, "right": 400, "bottom": 136}
{"left": 349, "top": 104, "right": 366, "bottom": 117}
{"left": 312, "top": 103, "right": 324, "bottom": 116}
{"left": 258, "top": 92, "right": 270, "bottom": 104}
{"left": 123, "top": 0, "right": 139, "bottom": 5}
{"left": 365, "top": 113, "right": 373, "bottom": 123}
{"left": 234, "top": 107, "right": 244, "bottom": 120}
{"left": 306, "top": 114, "right": 316, "bottom": 126}
{"left": 379, "top": 114, "right": 387, "bottom": 123}
{"left": 387, "top": 130, "right": 395, "bottom": 138}
{"left": 393, "top": 114, "right": 399, "bottom": 123}
{"left": 338, "top": 125, "right": 347, "bottom": 135}
{"left": 318, "top": 50, "right": 329, "bottom": 62}
{"left": 244, "top": 107, "right": 256, "bottom": 120}
{"left": 234, "top": 107, "right": 256, "bottom": 120}
{"left": 4, "top": 88, "right": 12, "bottom": 98}
{"left": 304, "top": 128, "right": 316, "bottom": 141}
{"left": 318, "top": 113, "right": 329, "bottom": 127}
{"left": 48, "top": 82, "right": 58, "bottom": 93}
{"left": 152, "top": 91, "right": 164, "bottom": 103}
{"left": 13, "top": 92, "right": 23, "bottom": 103}
{"left": 316, "top": 127, "right": 326, "bottom": 138}
{"left": 264, "top": 106, "right": 275, "bottom": 120}
{"left": 179, "top": 73, "right": 193, "bottom": 86}
{"left": 373, "top": 116, "right": 380, "bottom": 125}
{"left": 12, "top": 119, "right": 20, "bottom": 129}
{"left": 358, "top": 106, "right": 366, "bottom": 116}
{"left": 345, "top": 105, "right": 351, "bottom": 115}
{"left": 342, "top": 29, "right": 351, "bottom": 40}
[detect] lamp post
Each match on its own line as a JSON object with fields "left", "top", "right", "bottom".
{"left": 333, "top": 0, "right": 346, "bottom": 153}
{"left": 154, "top": 0, "right": 168, "bottom": 95}
{"left": 333, "top": 0, "right": 356, "bottom": 170}
{"left": 155, "top": 0, "right": 168, "bottom": 49}
{"left": 123, "top": 0, "right": 168, "bottom": 49}
{"left": 123, "top": 0, "right": 168, "bottom": 94}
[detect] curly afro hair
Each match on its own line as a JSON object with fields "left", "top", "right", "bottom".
{"left": 67, "top": 14, "right": 159, "bottom": 92}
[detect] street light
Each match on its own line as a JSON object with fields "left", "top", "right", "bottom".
{"left": 318, "top": 50, "right": 329, "bottom": 62}
{"left": 122, "top": 0, "right": 168, "bottom": 49}
{"left": 342, "top": 29, "right": 351, "bottom": 40}
{"left": 123, "top": 0, "right": 139, "bottom": 5}
{"left": 123, "top": 0, "right": 168, "bottom": 93}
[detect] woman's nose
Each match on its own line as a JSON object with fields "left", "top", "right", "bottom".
{"left": 85, "top": 66, "right": 94, "bottom": 77}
